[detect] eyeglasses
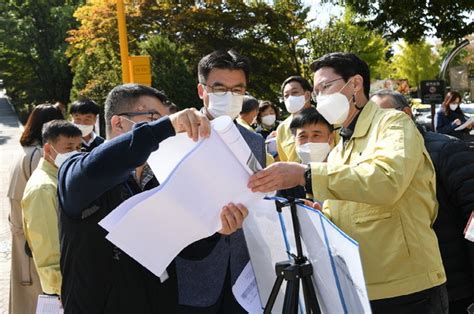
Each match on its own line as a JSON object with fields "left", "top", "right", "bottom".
{"left": 311, "top": 77, "right": 345, "bottom": 101}
{"left": 201, "top": 83, "right": 246, "bottom": 96}
{"left": 117, "top": 111, "right": 162, "bottom": 122}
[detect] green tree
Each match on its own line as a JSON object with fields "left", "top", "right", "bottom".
{"left": 336, "top": 0, "right": 473, "bottom": 44}
{"left": 67, "top": 0, "right": 313, "bottom": 107}
{"left": 306, "top": 12, "right": 390, "bottom": 80}
{"left": 140, "top": 36, "right": 199, "bottom": 108}
{"left": 0, "top": 0, "right": 81, "bottom": 118}
{"left": 391, "top": 40, "right": 441, "bottom": 88}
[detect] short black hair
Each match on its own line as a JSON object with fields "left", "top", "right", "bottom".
{"left": 167, "top": 103, "right": 179, "bottom": 114}
{"left": 290, "top": 107, "right": 333, "bottom": 135}
{"left": 70, "top": 99, "right": 101, "bottom": 115}
{"left": 198, "top": 50, "right": 250, "bottom": 84}
{"left": 281, "top": 76, "right": 312, "bottom": 95}
{"left": 42, "top": 120, "right": 82, "bottom": 144}
{"left": 371, "top": 89, "right": 410, "bottom": 110}
{"left": 310, "top": 52, "right": 370, "bottom": 99}
{"left": 104, "top": 84, "right": 169, "bottom": 136}
{"left": 241, "top": 95, "right": 259, "bottom": 114}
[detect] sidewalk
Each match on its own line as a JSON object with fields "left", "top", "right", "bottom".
{"left": 0, "top": 96, "right": 23, "bottom": 313}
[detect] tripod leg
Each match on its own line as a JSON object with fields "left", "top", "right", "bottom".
{"left": 283, "top": 277, "right": 300, "bottom": 314}
{"left": 264, "top": 275, "right": 284, "bottom": 314}
{"left": 301, "top": 275, "right": 321, "bottom": 314}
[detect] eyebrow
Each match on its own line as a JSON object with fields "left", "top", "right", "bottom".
{"left": 210, "top": 82, "right": 246, "bottom": 88}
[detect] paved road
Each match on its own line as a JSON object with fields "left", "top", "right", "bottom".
{"left": 0, "top": 96, "right": 23, "bottom": 313}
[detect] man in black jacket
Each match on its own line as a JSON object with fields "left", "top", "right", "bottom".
{"left": 58, "top": 84, "right": 248, "bottom": 313}
{"left": 372, "top": 89, "right": 474, "bottom": 313}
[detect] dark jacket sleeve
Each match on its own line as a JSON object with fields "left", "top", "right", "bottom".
{"left": 439, "top": 140, "right": 474, "bottom": 221}
{"left": 435, "top": 111, "right": 456, "bottom": 134}
{"left": 58, "top": 117, "right": 176, "bottom": 219}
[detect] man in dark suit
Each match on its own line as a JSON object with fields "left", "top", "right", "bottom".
{"left": 176, "top": 50, "right": 266, "bottom": 313}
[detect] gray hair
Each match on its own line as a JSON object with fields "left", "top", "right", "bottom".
{"left": 372, "top": 89, "right": 410, "bottom": 110}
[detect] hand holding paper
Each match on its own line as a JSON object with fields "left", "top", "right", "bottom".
{"left": 219, "top": 203, "right": 249, "bottom": 235}
{"left": 169, "top": 108, "right": 210, "bottom": 141}
{"left": 454, "top": 116, "right": 474, "bottom": 131}
{"left": 248, "top": 162, "right": 306, "bottom": 192}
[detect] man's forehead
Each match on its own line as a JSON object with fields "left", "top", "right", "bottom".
{"left": 313, "top": 67, "right": 337, "bottom": 84}
{"left": 134, "top": 95, "right": 163, "bottom": 111}
{"left": 297, "top": 123, "right": 327, "bottom": 133}
{"left": 73, "top": 113, "right": 95, "bottom": 118}
{"left": 56, "top": 135, "right": 82, "bottom": 145}
{"left": 283, "top": 82, "right": 303, "bottom": 93}
{"left": 206, "top": 68, "right": 246, "bottom": 85}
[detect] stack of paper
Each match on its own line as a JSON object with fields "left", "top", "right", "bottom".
{"left": 99, "top": 116, "right": 264, "bottom": 277}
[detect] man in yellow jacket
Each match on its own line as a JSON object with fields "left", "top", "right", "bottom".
{"left": 22, "top": 120, "right": 82, "bottom": 296}
{"left": 249, "top": 52, "right": 448, "bottom": 313}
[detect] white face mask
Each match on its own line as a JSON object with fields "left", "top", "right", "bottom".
{"left": 208, "top": 93, "right": 244, "bottom": 120}
{"left": 284, "top": 95, "right": 306, "bottom": 114}
{"left": 261, "top": 114, "right": 276, "bottom": 126}
{"left": 51, "top": 145, "right": 81, "bottom": 168}
{"left": 449, "top": 104, "right": 459, "bottom": 111}
{"left": 316, "top": 79, "right": 353, "bottom": 125}
{"left": 296, "top": 142, "right": 332, "bottom": 164}
{"left": 74, "top": 124, "right": 94, "bottom": 137}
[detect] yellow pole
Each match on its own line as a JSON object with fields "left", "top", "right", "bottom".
{"left": 116, "top": 0, "right": 130, "bottom": 83}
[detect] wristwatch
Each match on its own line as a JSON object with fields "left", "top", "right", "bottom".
{"left": 304, "top": 163, "right": 313, "bottom": 195}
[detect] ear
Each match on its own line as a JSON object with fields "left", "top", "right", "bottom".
{"left": 304, "top": 90, "right": 312, "bottom": 102}
{"left": 110, "top": 115, "right": 123, "bottom": 133}
{"left": 43, "top": 142, "right": 51, "bottom": 157}
{"left": 353, "top": 74, "right": 364, "bottom": 93}
{"left": 197, "top": 84, "right": 205, "bottom": 100}
{"left": 403, "top": 107, "right": 414, "bottom": 119}
{"left": 328, "top": 133, "right": 335, "bottom": 147}
{"left": 43, "top": 142, "right": 55, "bottom": 162}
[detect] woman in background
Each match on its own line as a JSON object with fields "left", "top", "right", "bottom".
{"left": 7, "top": 104, "right": 63, "bottom": 314}
{"left": 435, "top": 91, "right": 473, "bottom": 139}
{"left": 255, "top": 100, "right": 280, "bottom": 139}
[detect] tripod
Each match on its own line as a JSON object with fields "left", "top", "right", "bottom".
{"left": 264, "top": 197, "right": 321, "bottom": 314}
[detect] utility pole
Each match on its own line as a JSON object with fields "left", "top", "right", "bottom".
{"left": 116, "top": 0, "right": 130, "bottom": 83}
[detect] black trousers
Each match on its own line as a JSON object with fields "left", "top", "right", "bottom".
{"left": 371, "top": 284, "right": 449, "bottom": 314}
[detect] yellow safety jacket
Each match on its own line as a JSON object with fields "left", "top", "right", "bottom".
{"left": 310, "top": 101, "right": 446, "bottom": 300}
{"left": 22, "top": 158, "right": 62, "bottom": 295}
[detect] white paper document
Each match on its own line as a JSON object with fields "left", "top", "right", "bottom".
{"left": 232, "top": 261, "right": 263, "bottom": 314}
{"left": 244, "top": 200, "right": 371, "bottom": 313}
{"left": 100, "top": 116, "right": 264, "bottom": 277}
{"left": 454, "top": 116, "right": 474, "bottom": 131}
{"left": 297, "top": 204, "right": 371, "bottom": 313}
{"left": 36, "top": 295, "right": 63, "bottom": 314}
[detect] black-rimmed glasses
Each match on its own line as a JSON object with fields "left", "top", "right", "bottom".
{"left": 201, "top": 83, "right": 246, "bottom": 96}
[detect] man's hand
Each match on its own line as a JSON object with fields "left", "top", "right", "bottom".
{"left": 302, "top": 199, "right": 322, "bottom": 211}
{"left": 169, "top": 108, "right": 210, "bottom": 141}
{"left": 248, "top": 162, "right": 306, "bottom": 193}
{"left": 218, "top": 203, "right": 248, "bottom": 235}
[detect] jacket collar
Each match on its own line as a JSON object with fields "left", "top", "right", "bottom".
{"left": 38, "top": 158, "right": 58, "bottom": 179}
{"left": 351, "top": 101, "right": 377, "bottom": 139}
